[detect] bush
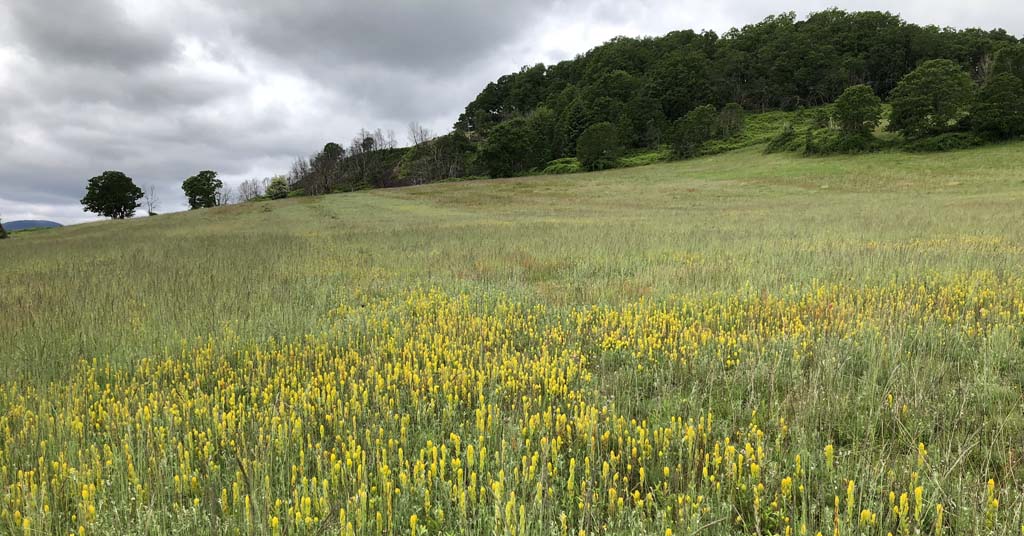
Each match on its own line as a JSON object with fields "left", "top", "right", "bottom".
{"left": 575, "top": 122, "right": 622, "bottom": 171}
{"left": 764, "top": 124, "right": 799, "bottom": 154}
{"left": 717, "top": 103, "right": 745, "bottom": 138}
{"left": 266, "top": 177, "right": 290, "bottom": 199}
{"left": 901, "top": 132, "right": 984, "bottom": 152}
{"left": 671, "top": 104, "right": 717, "bottom": 157}
{"left": 541, "top": 158, "right": 582, "bottom": 175}
{"left": 834, "top": 85, "right": 882, "bottom": 136}
{"left": 617, "top": 148, "right": 672, "bottom": 167}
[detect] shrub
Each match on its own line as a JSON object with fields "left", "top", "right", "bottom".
{"left": 902, "top": 132, "right": 984, "bottom": 152}
{"left": 801, "top": 128, "right": 879, "bottom": 155}
{"left": 671, "top": 105, "right": 717, "bottom": 157}
{"left": 266, "top": 177, "right": 290, "bottom": 199}
{"left": 541, "top": 158, "right": 582, "bottom": 175}
{"left": 575, "top": 122, "right": 622, "bottom": 171}
{"left": 764, "top": 124, "right": 799, "bottom": 154}
{"left": 834, "top": 85, "right": 882, "bottom": 136}
{"left": 717, "top": 103, "right": 746, "bottom": 138}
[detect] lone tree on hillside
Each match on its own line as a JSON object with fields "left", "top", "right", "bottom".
{"left": 81, "top": 171, "right": 144, "bottom": 219}
{"left": 971, "top": 73, "right": 1024, "bottom": 138}
{"left": 143, "top": 184, "right": 160, "bottom": 216}
{"left": 888, "top": 59, "right": 975, "bottom": 138}
{"left": 182, "top": 170, "right": 222, "bottom": 209}
{"left": 834, "top": 84, "right": 883, "bottom": 137}
{"left": 0, "top": 216, "right": 7, "bottom": 239}
{"left": 576, "top": 122, "right": 622, "bottom": 171}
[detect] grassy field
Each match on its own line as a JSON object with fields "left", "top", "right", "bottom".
{"left": 1, "top": 142, "right": 1023, "bottom": 534}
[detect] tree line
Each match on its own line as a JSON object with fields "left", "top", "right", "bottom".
{"left": 74, "top": 9, "right": 1023, "bottom": 219}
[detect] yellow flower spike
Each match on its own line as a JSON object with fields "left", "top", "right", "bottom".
{"left": 935, "top": 504, "right": 943, "bottom": 536}
{"left": 847, "top": 480, "right": 856, "bottom": 522}
{"left": 914, "top": 486, "right": 923, "bottom": 523}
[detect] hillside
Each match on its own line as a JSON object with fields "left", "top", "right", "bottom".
{"left": 280, "top": 9, "right": 1023, "bottom": 196}
{"left": 3, "top": 219, "right": 62, "bottom": 232}
{"left": 2, "top": 143, "right": 1024, "bottom": 534}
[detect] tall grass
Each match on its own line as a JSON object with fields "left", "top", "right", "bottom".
{"left": 1, "top": 142, "right": 1023, "bottom": 533}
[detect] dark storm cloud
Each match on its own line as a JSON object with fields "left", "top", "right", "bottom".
{"left": 220, "top": 0, "right": 555, "bottom": 74}
{"left": 6, "top": 0, "right": 176, "bottom": 69}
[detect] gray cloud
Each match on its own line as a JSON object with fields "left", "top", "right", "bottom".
{"left": 0, "top": 0, "right": 1021, "bottom": 224}
{"left": 6, "top": 0, "right": 177, "bottom": 69}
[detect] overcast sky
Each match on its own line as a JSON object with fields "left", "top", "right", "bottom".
{"left": 0, "top": 1, "right": 1020, "bottom": 224}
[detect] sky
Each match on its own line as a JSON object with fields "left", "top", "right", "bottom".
{"left": 0, "top": 1, "right": 1021, "bottom": 224}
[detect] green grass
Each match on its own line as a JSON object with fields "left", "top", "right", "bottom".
{"left": 1, "top": 142, "right": 1023, "bottom": 534}
{"left": 2, "top": 143, "right": 1022, "bottom": 381}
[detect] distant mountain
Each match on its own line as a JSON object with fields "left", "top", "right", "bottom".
{"left": 4, "top": 220, "right": 63, "bottom": 232}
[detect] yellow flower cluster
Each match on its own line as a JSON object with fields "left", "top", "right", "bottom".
{"left": 0, "top": 278, "right": 1021, "bottom": 534}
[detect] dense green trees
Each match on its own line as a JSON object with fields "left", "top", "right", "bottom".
{"left": 182, "top": 170, "right": 223, "bottom": 209}
{"left": 834, "top": 85, "right": 883, "bottom": 137}
{"left": 992, "top": 44, "right": 1024, "bottom": 81}
{"left": 455, "top": 9, "right": 1016, "bottom": 174}
{"left": 888, "top": 60, "right": 975, "bottom": 138}
{"left": 576, "top": 122, "right": 622, "bottom": 171}
{"left": 971, "top": 73, "right": 1024, "bottom": 138}
{"left": 477, "top": 108, "right": 560, "bottom": 177}
{"left": 81, "top": 171, "right": 143, "bottom": 219}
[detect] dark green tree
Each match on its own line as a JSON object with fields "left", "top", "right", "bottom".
{"left": 0, "top": 217, "right": 7, "bottom": 239}
{"left": 671, "top": 105, "right": 718, "bottom": 157}
{"left": 717, "top": 103, "right": 746, "bottom": 138}
{"left": 992, "top": 44, "right": 1024, "bottom": 82}
{"left": 888, "top": 59, "right": 975, "bottom": 138}
{"left": 576, "top": 122, "right": 622, "bottom": 171}
{"left": 81, "top": 171, "right": 143, "bottom": 219}
{"left": 182, "top": 170, "right": 223, "bottom": 209}
{"left": 834, "top": 85, "right": 883, "bottom": 137}
{"left": 266, "top": 176, "right": 290, "bottom": 199}
{"left": 971, "top": 73, "right": 1024, "bottom": 138}
{"left": 618, "top": 95, "right": 666, "bottom": 148}
{"left": 478, "top": 113, "right": 553, "bottom": 177}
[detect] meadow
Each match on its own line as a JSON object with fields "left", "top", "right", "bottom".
{"left": 1, "top": 143, "right": 1023, "bottom": 534}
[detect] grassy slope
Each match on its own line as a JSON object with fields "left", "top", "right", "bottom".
{"left": 2, "top": 142, "right": 1022, "bottom": 380}
{"left": 2, "top": 142, "right": 1024, "bottom": 534}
